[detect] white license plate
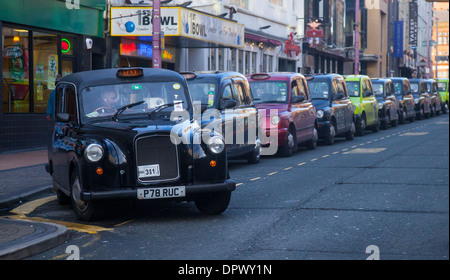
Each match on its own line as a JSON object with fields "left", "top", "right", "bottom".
{"left": 138, "top": 164, "right": 160, "bottom": 179}
{"left": 137, "top": 186, "right": 186, "bottom": 200}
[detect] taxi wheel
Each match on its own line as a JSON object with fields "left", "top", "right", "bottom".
{"left": 195, "top": 191, "right": 231, "bottom": 215}
{"left": 324, "top": 123, "right": 336, "bottom": 145}
{"left": 279, "top": 127, "right": 297, "bottom": 156}
{"left": 442, "top": 103, "right": 448, "bottom": 114}
{"left": 345, "top": 120, "right": 355, "bottom": 141}
{"left": 381, "top": 114, "right": 389, "bottom": 130}
{"left": 357, "top": 117, "right": 366, "bottom": 136}
{"left": 70, "top": 168, "right": 104, "bottom": 221}
{"left": 306, "top": 128, "right": 318, "bottom": 150}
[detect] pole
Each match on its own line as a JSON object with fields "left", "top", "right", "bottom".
{"left": 435, "top": 16, "right": 438, "bottom": 78}
{"left": 354, "top": 0, "right": 360, "bottom": 75}
{"left": 152, "top": 0, "right": 161, "bottom": 68}
{"left": 426, "top": 3, "right": 430, "bottom": 79}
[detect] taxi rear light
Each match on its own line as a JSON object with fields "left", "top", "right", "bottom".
{"left": 116, "top": 68, "right": 144, "bottom": 78}
{"left": 250, "top": 73, "right": 270, "bottom": 80}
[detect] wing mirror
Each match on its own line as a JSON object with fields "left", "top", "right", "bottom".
{"left": 292, "top": 95, "right": 305, "bottom": 103}
{"left": 333, "top": 93, "right": 344, "bottom": 100}
{"left": 221, "top": 99, "right": 237, "bottom": 109}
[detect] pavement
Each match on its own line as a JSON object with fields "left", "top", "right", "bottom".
{"left": 0, "top": 148, "right": 70, "bottom": 260}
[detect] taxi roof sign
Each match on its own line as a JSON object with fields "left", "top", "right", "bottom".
{"left": 116, "top": 68, "right": 144, "bottom": 78}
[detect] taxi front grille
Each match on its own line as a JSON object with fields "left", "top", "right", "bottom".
{"left": 135, "top": 135, "right": 179, "bottom": 183}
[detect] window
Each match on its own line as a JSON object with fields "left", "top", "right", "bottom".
{"left": 2, "top": 27, "right": 30, "bottom": 113}
{"left": 229, "top": 0, "right": 248, "bottom": 9}
{"left": 33, "top": 32, "right": 58, "bottom": 113}
{"left": 251, "top": 52, "right": 257, "bottom": 74}
{"left": 55, "top": 83, "right": 77, "bottom": 122}
{"left": 238, "top": 50, "right": 244, "bottom": 74}
{"left": 245, "top": 51, "right": 250, "bottom": 75}
{"left": 210, "top": 49, "right": 216, "bottom": 70}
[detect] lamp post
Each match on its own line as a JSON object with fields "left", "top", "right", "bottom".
{"left": 354, "top": 0, "right": 360, "bottom": 75}
{"left": 152, "top": 0, "right": 162, "bottom": 68}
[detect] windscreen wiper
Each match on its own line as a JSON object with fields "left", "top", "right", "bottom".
{"left": 148, "top": 101, "right": 184, "bottom": 119}
{"left": 112, "top": 100, "right": 145, "bottom": 121}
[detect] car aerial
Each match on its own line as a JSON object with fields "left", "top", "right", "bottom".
{"left": 182, "top": 71, "right": 261, "bottom": 163}
{"left": 46, "top": 68, "right": 236, "bottom": 221}
{"left": 305, "top": 74, "right": 356, "bottom": 145}
{"left": 437, "top": 78, "right": 449, "bottom": 114}
{"left": 425, "top": 79, "right": 442, "bottom": 116}
{"left": 343, "top": 75, "right": 379, "bottom": 136}
{"left": 409, "top": 78, "right": 432, "bottom": 120}
{"left": 371, "top": 78, "right": 400, "bottom": 129}
{"left": 389, "top": 77, "right": 416, "bottom": 123}
{"left": 246, "top": 72, "right": 318, "bottom": 157}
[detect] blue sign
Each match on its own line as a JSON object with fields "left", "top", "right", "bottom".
{"left": 393, "top": 21, "right": 404, "bottom": 58}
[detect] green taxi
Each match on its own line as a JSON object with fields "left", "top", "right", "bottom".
{"left": 344, "top": 75, "right": 379, "bottom": 136}
{"left": 437, "top": 78, "right": 449, "bottom": 114}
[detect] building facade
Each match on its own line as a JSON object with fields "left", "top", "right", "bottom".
{"left": 433, "top": 2, "right": 449, "bottom": 79}
{"left": 0, "top": 0, "right": 106, "bottom": 152}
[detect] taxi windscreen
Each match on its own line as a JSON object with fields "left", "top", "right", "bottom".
{"left": 249, "top": 81, "right": 288, "bottom": 103}
{"left": 81, "top": 82, "right": 188, "bottom": 119}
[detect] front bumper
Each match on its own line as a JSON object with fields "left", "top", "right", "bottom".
{"left": 317, "top": 120, "right": 332, "bottom": 138}
{"left": 80, "top": 179, "right": 236, "bottom": 201}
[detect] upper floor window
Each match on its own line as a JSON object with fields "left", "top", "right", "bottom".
{"left": 269, "top": 0, "right": 284, "bottom": 6}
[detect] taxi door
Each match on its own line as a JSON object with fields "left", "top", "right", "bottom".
{"left": 361, "top": 78, "right": 378, "bottom": 126}
{"left": 331, "top": 77, "right": 352, "bottom": 133}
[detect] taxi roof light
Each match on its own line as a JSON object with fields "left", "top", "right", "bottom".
{"left": 116, "top": 68, "right": 144, "bottom": 78}
{"left": 250, "top": 73, "right": 270, "bottom": 80}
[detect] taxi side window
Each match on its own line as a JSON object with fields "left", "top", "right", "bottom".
{"left": 335, "top": 79, "right": 347, "bottom": 97}
{"left": 232, "top": 79, "right": 250, "bottom": 106}
{"left": 404, "top": 80, "right": 411, "bottom": 93}
{"left": 299, "top": 78, "right": 309, "bottom": 100}
{"left": 55, "top": 83, "right": 77, "bottom": 122}
{"left": 221, "top": 83, "right": 237, "bottom": 109}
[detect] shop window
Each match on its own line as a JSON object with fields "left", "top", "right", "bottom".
{"left": 244, "top": 51, "right": 250, "bottom": 75}
{"left": 2, "top": 27, "right": 30, "bottom": 113}
{"left": 210, "top": 49, "right": 216, "bottom": 70}
{"left": 238, "top": 50, "right": 244, "bottom": 74}
{"left": 251, "top": 52, "right": 257, "bottom": 74}
{"left": 33, "top": 32, "right": 58, "bottom": 113}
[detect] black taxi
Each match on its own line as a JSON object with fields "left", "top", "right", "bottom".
{"left": 181, "top": 71, "right": 261, "bottom": 163}
{"left": 46, "top": 68, "right": 236, "bottom": 221}
{"left": 305, "top": 74, "right": 356, "bottom": 145}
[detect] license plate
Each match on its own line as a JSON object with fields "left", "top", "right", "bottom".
{"left": 137, "top": 186, "right": 186, "bottom": 200}
{"left": 138, "top": 164, "right": 160, "bottom": 179}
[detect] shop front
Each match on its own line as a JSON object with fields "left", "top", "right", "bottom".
{"left": 0, "top": 0, "right": 106, "bottom": 152}
{"left": 109, "top": 6, "right": 245, "bottom": 72}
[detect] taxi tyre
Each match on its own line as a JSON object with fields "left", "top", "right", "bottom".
{"left": 371, "top": 119, "right": 380, "bottom": 133}
{"left": 417, "top": 106, "right": 424, "bottom": 120}
{"left": 247, "top": 144, "right": 261, "bottom": 164}
{"left": 54, "top": 175, "right": 70, "bottom": 205}
{"left": 442, "top": 102, "right": 448, "bottom": 114}
{"left": 391, "top": 114, "right": 398, "bottom": 127}
{"left": 381, "top": 112, "right": 390, "bottom": 130}
{"left": 356, "top": 115, "right": 366, "bottom": 136}
{"left": 279, "top": 126, "right": 298, "bottom": 157}
{"left": 399, "top": 108, "right": 406, "bottom": 124}
{"left": 306, "top": 128, "right": 318, "bottom": 150}
{"left": 323, "top": 122, "right": 336, "bottom": 146}
{"left": 345, "top": 120, "right": 356, "bottom": 141}
{"left": 70, "top": 167, "right": 105, "bottom": 221}
{"left": 194, "top": 190, "right": 232, "bottom": 215}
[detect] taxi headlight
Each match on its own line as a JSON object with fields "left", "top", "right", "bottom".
{"left": 316, "top": 110, "right": 324, "bottom": 119}
{"left": 415, "top": 99, "right": 420, "bottom": 104}
{"left": 85, "top": 144, "right": 104, "bottom": 162}
{"left": 270, "top": 115, "right": 280, "bottom": 125}
{"left": 207, "top": 136, "right": 225, "bottom": 154}
{"left": 378, "top": 103, "right": 384, "bottom": 110}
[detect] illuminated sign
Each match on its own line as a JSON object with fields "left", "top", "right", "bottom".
{"left": 116, "top": 68, "right": 144, "bottom": 78}
{"left": 120, "top": 39, "right": 176, "bottom": 62}
{"left": 61, "top": 39, "right": 71, "bottom": 53}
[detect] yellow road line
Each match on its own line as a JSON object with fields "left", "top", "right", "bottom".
{"left": 11, "top": 195, "right": 57, "bottom": 216}
{"left": 250, "top": 177, "right": 261, "bottom": 181}
{"left": 298, "top": 162, "right": 307, "bottom": 166}
{"left": 267, "top": 172, "right": 278, "bottom": 176}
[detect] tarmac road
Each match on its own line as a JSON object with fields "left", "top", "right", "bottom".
{"left": 11, "top": 114, "right": 447, "bottom": 261}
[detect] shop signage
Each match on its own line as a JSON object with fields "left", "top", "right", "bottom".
{"left": 111, "top": 7, "right": 179, "bottom": 36}
{"left": 111, "top": 7, "right": 244, "bottom": 48}
{"left": 61, "top": 39, "right": 71, "bottom": 53}
{"left": 2, "top": 45, "right": 23, "bottom": 58}
{"left": 305, "top": 21, "right": 323, "bottom": 48}
{"left": 284, "top": 32, "right": 301, "bottom": 57}
{"left": 120, "top": 39, "right": 176, "bottom": 63}
{"left": 393, "top": 21, "right": 403, "bottom": 58}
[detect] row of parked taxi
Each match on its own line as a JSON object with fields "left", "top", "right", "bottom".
{"left": 183, "top": 71, "right": 449, "bottom": 161}
{"left": 46, "top": 68, "right": 448, "bottom": 220}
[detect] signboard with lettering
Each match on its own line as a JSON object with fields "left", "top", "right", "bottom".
{"left": 111, "top": 7, "right": 244, "bottom": 48}
{"left": 393, "top": 21, "right": 404, "bottom": 58}
{"left": 409, "top": 0, "right": 418, "bottom": 46}
{"left": 179, "top": 8, "right": 244, "bottom": 48}
{"left": 111, "top": 7, "right": 180, "bottom": 36}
